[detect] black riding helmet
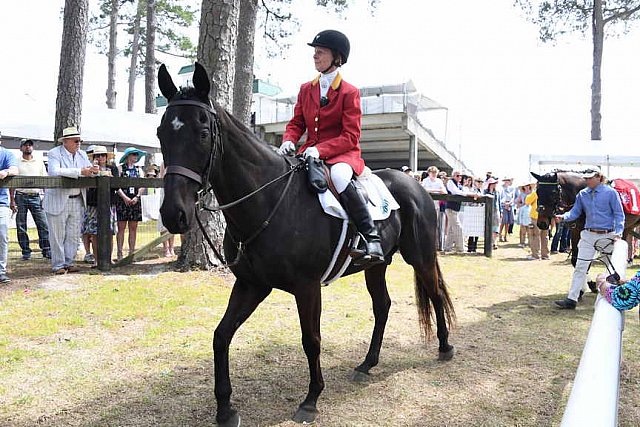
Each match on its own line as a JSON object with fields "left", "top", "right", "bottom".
{"left": 308, "top": 30, "right": 350, "bottom": 67}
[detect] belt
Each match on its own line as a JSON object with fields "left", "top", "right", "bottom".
{"left": 15, "top": 191, "right": 39, "bottom": 196}
{"left": 69, "top": 194, "right": 82, "bottom": 199}
{"left": 586, "top": 228, "right": 613, "bottom": 234}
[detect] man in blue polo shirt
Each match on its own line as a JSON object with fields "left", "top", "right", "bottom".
{"left": 0, "top": 131, "right": 20, "bottom": 284}
{"left": 554, "top": 169, "right": 625, "bottom": 309}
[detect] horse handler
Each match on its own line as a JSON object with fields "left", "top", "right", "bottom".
{"left": 554, "top": 169, "right": 625, "bottom": 309}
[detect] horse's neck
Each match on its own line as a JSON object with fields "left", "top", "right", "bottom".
{"left": 559, "top": 174, "right": 585, "bottom": 204}
{"left": 211, "top": 118, "right": 291, "bottom": 226}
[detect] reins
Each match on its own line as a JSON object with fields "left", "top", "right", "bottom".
{"left": 164, "top": 97, "right": 304, "bottom": 267}
{"left": 196, "top": 158, "right": 304, "bottom": 267}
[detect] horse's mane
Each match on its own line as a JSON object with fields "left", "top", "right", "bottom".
{"left": 173, "top": 87, "right": 277, "bottom": 152}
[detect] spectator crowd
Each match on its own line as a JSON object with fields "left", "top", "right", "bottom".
{"left": 0, "top": 128, "right": 170, "bottom": 284}
{"left": 406, "top": 165, "right": 571, "bottom": 259}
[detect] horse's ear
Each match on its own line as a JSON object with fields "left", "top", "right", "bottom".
{"left": 158, "top": 64, "right": 178, "bottom": 100}
{"left": 193, "top": 62, "right": 211, "bottom": 100}
{"left": 530, "top": 172, "right": 542, "bottom": 181}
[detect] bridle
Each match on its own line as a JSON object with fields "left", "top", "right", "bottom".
{"left": 163, "top": 99, "right": 221, "bottom": 193}
{"left": 162, "top": 98, "right": 304, "bottom": 266}
{"left": 537, "top": 178, "right": 573, "bottom": 216}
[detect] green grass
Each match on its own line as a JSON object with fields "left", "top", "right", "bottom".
{"left": 1, "top": 240, "right": 640, "bottom": 426}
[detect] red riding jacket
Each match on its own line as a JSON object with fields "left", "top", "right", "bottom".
{"left": 283, "top": 73, "right": 365, "bottom": 176}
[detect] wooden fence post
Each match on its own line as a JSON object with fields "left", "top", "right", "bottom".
{"left": 96, "top": 176, "right": 112, "bottom": 271}
{"left": 483, "top": 195, "right": 494, "bottom": 257}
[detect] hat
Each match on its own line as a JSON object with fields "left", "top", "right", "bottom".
{"left": 486, "top": 177, "right": 498, "bottom": 185}
{"left": 401, "top": 166, "right": 412, "bottom": 172}
{"left": 145, "top": 164, "right": 160, "bottom": 177}
{"left": 501, "top": 177, "right": 513, "bottom": 181}
{"left": 308, "top": 30, "right": 350, "bottom": 64}
{"left": 57, "top": 126, "right": 81, "bottom": 142}
{"left": 88, "top": 145, "right": 115, "bottom": 160}
{"left": 582, "top": 169, "right": 601, "bottom": 179}
{"left": 20, "top": 138, "right": 34, "bottom": 146}
{"left": 119, "top": 147, "right": 147, "bottom": 164}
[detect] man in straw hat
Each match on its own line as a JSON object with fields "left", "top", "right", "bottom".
{"left": 0, "top": 131, "right": 19, "bottom": 284}
{"left": 553, "top": 169, "right": 625, "bottom": 309}
{"left": 9, "top": 139, "right": 51, "bottom": 261}
{"left": 43, "top": 126, "right": 99, "bottom": 275}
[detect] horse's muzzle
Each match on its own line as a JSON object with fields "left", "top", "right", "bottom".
{"left": 160, "top": 202, "right": 191, "bottom": 234}
{"left": 160, "top": 176, "right": 198, "bottom": 234}
{"left": 536, "top": 220, "right": 549, "bottom": 230}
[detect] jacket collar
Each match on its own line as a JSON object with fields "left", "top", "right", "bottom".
{"left": 311, "top": 72, "right": 342, "bottom": 90}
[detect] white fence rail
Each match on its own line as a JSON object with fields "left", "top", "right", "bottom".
{"left": 561, "top": 239, "right": 627, "bottom": 426}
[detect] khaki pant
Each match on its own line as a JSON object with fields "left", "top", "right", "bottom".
{"left": 529, "top": 222, "right": 549, "bottom": 259}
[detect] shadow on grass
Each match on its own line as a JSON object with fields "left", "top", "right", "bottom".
{"left": 0, "top": 290, "right": 614, "bottom": 427}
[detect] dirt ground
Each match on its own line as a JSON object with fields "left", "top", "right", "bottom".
{"left": 1, "top": 241, "right": 640, "bottom": 427}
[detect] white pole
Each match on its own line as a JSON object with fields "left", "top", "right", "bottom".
{"left": 561, "top": 239, "right": 627, "bottom": 427}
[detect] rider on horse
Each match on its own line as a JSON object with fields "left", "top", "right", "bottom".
{"left": 277, "top": 30, "right": 384, "bottom": 267}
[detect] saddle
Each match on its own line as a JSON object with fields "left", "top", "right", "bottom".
{"left": 305, "top": 159, "right": 397, "bottom": 284}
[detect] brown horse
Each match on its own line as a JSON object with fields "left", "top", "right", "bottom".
{"left": 532, "top": 171, "right": 640, "bottom": 265}
{"left": 157, "top": 62, "right": 455, "bottom": 427}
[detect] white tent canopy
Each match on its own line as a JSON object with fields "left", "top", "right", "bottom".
{"left": 0, "top": 92, "right": 161, "bottom": 152}
{"left": 530, "top": 140, "right": 640, "bottom": 180}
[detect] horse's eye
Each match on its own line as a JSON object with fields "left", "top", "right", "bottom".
{"left": 201, "top": 129, "right": 210, "bottom": 139}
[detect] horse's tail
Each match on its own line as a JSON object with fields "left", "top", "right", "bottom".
{"left": 414, "top": 256, "right": 456, "bottom": 339}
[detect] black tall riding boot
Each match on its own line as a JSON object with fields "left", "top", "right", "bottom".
{"left": 339, "top": 182, "right": 384, "bottom": 266}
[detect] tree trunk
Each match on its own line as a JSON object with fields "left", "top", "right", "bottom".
{"left": 54, "top": 0, "right": 89, "bottom": 143}
{"left": 591, "top": 0, "right": 604, "bottom": 141}
{"left": 106, "top": 0, "right": 119, "bottom": 109}
{"left": 127, "top": 0, "right": 144, "bottom": 112}
{"left": 177, "top": 0, "right": 240, "bottom": 270}
{"left": 198, "top": 0, "right": 239, "bottom": 110}
{"left": 233, "top": 0, "right": 258, "bottom": 125}
{"left": 145, "top": 0, "right": 157, "bottom": 114}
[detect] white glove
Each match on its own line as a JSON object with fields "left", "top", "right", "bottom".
{"left": 277, "top": 140, "right": 296, "bottom": 155}
{"left": 303, "top": 147, "right": 319, "bottom": 159}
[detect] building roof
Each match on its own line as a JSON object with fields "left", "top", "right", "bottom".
{"left": 1, "top": 92, "right": 161, "bottom": 152}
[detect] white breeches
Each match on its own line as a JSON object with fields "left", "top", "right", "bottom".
{"left": 331, "top": 162, "right": 354, "bottom": 194}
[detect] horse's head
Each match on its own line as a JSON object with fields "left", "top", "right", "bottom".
{"left": 531, "top": 171, "right": 559, "bottom": 230}
{"left": 157, "top": 62, "right": 217, "bottom": 233}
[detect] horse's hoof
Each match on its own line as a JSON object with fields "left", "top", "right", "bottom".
{"left": 351, "top": 369, "right": 370, "bottom": 383}
{"left": 216, "top": 412, "right": 241, "bottom": 427}
{"left": 438, "top": 346, "right": 455, "bottom": 361}
{"left": 292, "top": 405, "right": 318, "bottom": 424}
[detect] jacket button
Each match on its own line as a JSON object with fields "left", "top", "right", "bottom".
{"left": 314, "top": 127, "right": 318, "bottom": 131}
{"left": 314, "top": 117, "right": 318, "bottom": 122}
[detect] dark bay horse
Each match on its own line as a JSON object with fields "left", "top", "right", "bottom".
{"left": 157, "top": 62, "right": 455, "bottom": 427}
{"left": 532, "top": 171, "right": 640, "bottom": 265}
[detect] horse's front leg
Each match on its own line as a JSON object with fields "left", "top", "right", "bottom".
{"left": 214, "top": 280, "right": 271, "bottom": 427}
{"left": 292, "top": 284, "right": 324, "bottom": 424}
{"left": 353, "top": 263, "right": 391, "bottom": 381}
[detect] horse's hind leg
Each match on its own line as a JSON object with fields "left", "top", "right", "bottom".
{"left": 432, "top": 281, "right": 455, "bottom": 359}
{"left": 292, "top": 285, "right": 324, "bottom": 424}
{"left": 353, "top": 262, "right": 391, "bottom": 381}
{"left": 213, "top": 281, "right": 271, "bottom": 427}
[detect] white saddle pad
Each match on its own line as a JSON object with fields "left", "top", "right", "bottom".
{"left": 319, "top": 172, "right": 400, "bottom": 220}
